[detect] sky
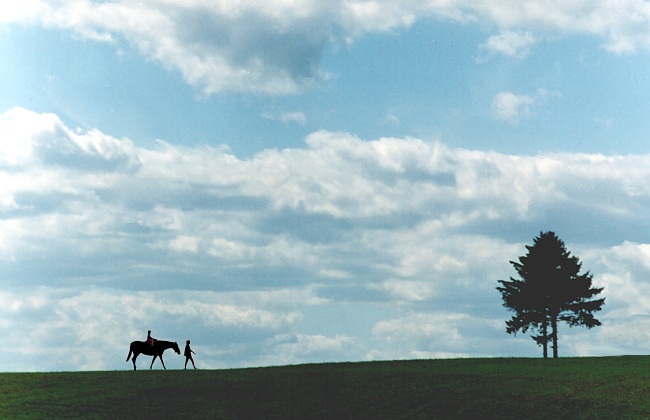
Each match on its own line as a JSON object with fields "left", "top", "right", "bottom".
{"left": 2, "top": 1, "right": 650, "bottom": 372}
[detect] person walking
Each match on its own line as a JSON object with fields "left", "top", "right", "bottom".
{"left": 184, "top": 339, "right": 196, "bottom": 369}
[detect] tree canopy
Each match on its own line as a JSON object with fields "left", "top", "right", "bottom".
{"left": 497, "top": 231, "right": 605, "bottom": 358}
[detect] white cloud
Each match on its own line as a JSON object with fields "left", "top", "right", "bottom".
{"left": 472, "top": 1, "right": 650, "bottom": 53}
{"left": 262, "top": 111, "right": 308, "bottom": 125}
{"left": 3, "top": 108, "right": 650, "bottom": 369}
{"left": 3, "top": 1, "right": 650, "bottom": 94}
{"left": 0, "top": 1, "right": 49, "bottom": 24}
{"left": 491, "top": 91, "right": 536, "bottom": 123}
{"left": 280, "top": 112, "right": 308, "bottom": 125}
{"left": 479, "top": 30, "right": 537, "bottom": 60}
{"left": 0, "top": 107, "right": 140, "bottom": 169}
{"left": 384, "top": 113, "right": 401, "bottom": 125}
{"left": 371, "top": 279, "right": 437, "bottom": 302}
{"left": 370, "top": 312, "right": 506, "bottom": 359}
{"left": 491, "top": 89, "right": 559, "bottom": 123}
{"left": 169, "top": 235, "right": 200, "bottom": 253}
{"left": 251, "top": 333, "right": 362, "bottom": 366}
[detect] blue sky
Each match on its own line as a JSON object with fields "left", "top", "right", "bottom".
{"left": 5, "top": 10, "right": 650, "bottom": 158}
{"left": 2, "top": 1, "right": 650, "bottom": 371}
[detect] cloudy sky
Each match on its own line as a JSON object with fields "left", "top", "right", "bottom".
{"left": 2, "top": 1, "right": 650, "bottom": 372}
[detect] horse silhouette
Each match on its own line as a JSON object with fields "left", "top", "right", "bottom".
{"left": 126, "top": 340, "right": 181, "bottom": 371}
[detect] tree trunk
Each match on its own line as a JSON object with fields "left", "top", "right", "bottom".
{"left": 551, "top": 315, "right": 558, "bottom": 358}
{"left": 542, "top": 319, "right": 548, "bottom": 359}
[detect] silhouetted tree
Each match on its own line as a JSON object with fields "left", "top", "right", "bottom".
{"left": 497, "top": 231, "right": 605, "bottom": 358}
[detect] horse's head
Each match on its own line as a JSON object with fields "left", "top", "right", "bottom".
{"left": 173, "top": 342, "right": 181, "bottom": 354}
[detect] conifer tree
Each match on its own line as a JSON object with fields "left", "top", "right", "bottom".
{"left": 497, "top": 231, "right": 605, "bottom": 358}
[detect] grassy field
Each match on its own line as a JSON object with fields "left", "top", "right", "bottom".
{"left": 2, "top": 357, "right": 650, "bottom": 419}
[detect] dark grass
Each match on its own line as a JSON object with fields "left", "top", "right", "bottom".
{"left": 2, "top": 357, "right": 650, "bottom": 419}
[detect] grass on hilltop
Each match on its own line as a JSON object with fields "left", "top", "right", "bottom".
{"left": 2, "top": 357, "right": 650, "bottom": 419}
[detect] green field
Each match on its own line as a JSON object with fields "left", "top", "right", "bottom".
{"left": 2, "top": 357, "right": 650, "bottom": 419}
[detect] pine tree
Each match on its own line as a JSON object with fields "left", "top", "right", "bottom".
{"left": 497, "top": 231, "right": 605, "bottom": 358}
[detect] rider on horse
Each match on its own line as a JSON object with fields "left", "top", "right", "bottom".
{"left": 127, "top": 336, "right": 181, "bottom": 370}
{"left": 147, "top": 330, "right": 157, "bottom": 347}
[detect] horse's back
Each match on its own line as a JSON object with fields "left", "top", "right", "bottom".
{"left": 130, "top": 340, "right": 147, "bottom": 351}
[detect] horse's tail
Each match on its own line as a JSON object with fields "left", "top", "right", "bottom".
{"left": 126, "top": 344, "right": 133, "bottom": 362}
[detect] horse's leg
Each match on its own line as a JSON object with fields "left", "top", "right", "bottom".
{"left": 160, "top": 354, "right": 166, "bottom": 370}
{"left": 150, "top": 355, "right": 157, "bottom": 370}
{"left": 132, "top": 352, "right": 139, "bottom": 371}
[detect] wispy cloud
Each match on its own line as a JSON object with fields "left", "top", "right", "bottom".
{"left": 478, "top": 31, "right": 537, "bottom": 61}
{"left": 262, "top": 111, "right": 308, "bottom": 126}
{"left": 492, "top": 91, "right": 536, "bottom": 123}
{"left": 492, "top": 88, "right": 560, "bottom": 123}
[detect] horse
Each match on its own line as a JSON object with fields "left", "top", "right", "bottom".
{"left": 126, "top": 340, "right": 181, "bottom": 371}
